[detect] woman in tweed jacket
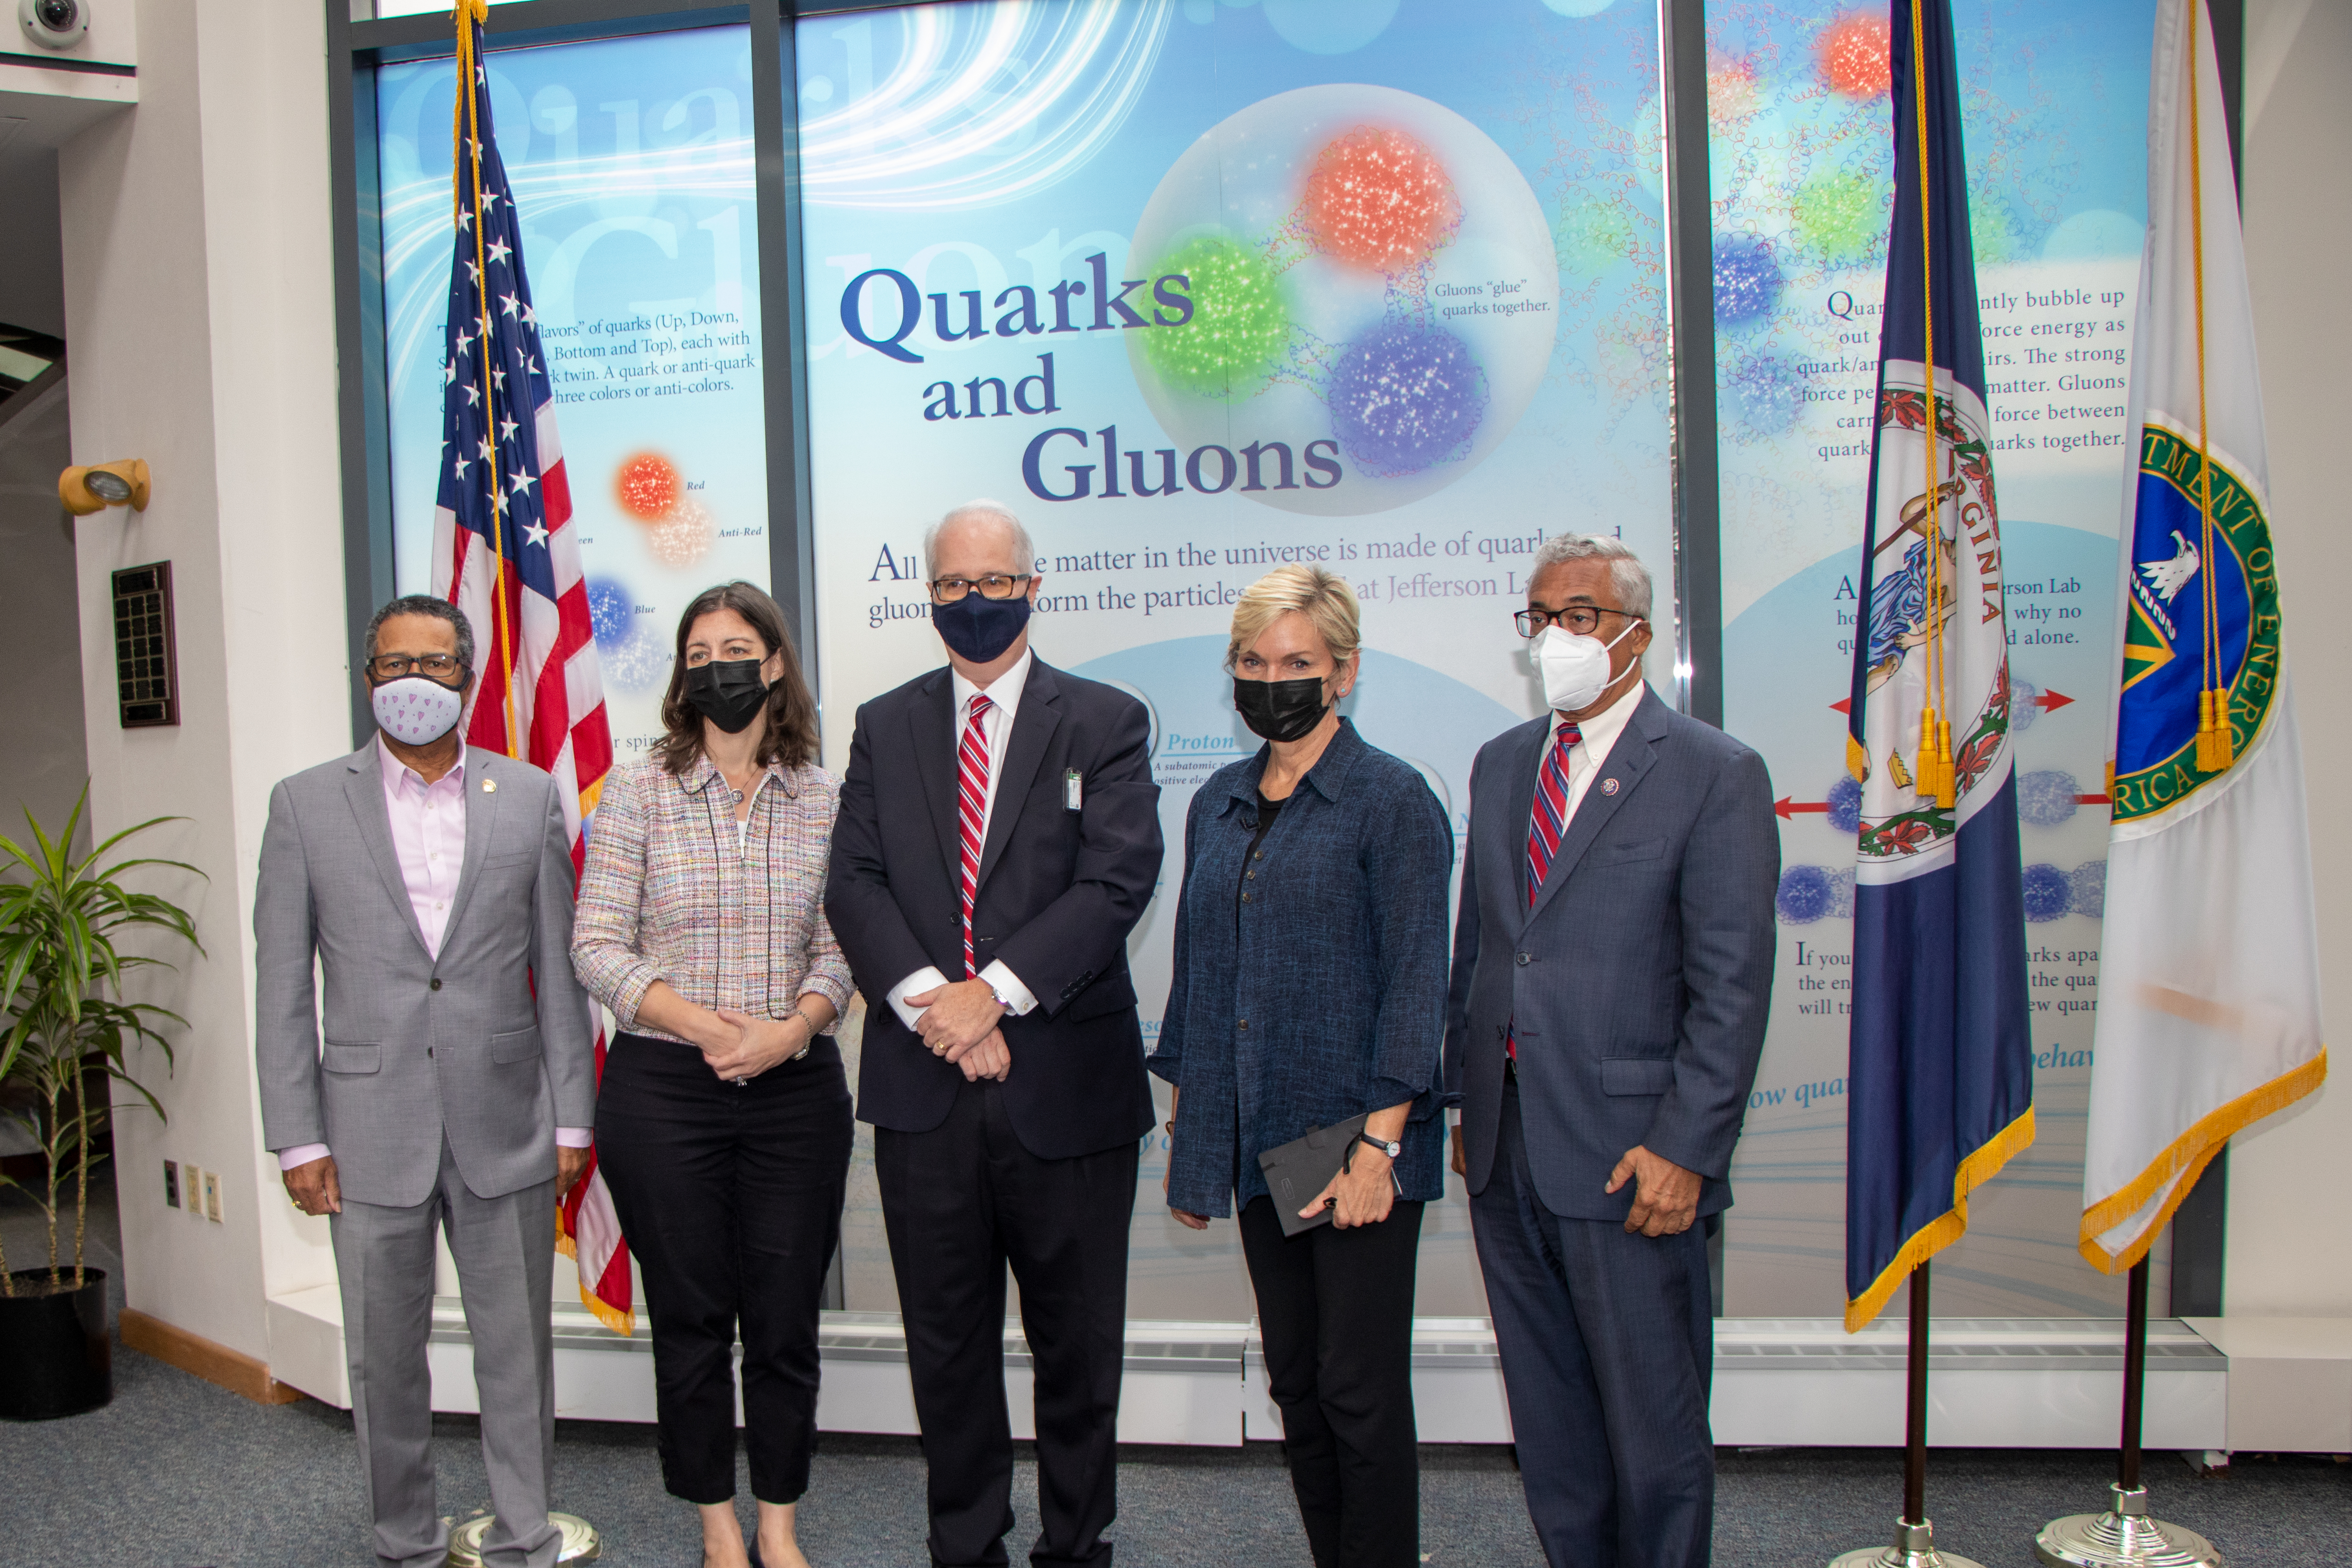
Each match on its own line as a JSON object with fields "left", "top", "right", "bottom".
{"left": 572, "top": 581, "right": 852, "bottom": 1568}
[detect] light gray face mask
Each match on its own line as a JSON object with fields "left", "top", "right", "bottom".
{"left": 1534, "top": 620, "right": 1639, "bottom": 713}
{"left": 372, "top": 675, "right": 465, "bottom": 745}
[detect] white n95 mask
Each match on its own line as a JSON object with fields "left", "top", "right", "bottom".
{"left": 1534, "top": 622, "right": 1638, "bottom": 714}
{"left": 372, "top": 676, "right": 465, "bottom": 746}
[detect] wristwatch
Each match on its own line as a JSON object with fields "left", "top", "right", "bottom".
{"left": 1356, "top": 1132, "right": 1402, "bottom": 1161}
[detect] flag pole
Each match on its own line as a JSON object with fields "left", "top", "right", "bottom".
{"left": 2032, "top": 1260, "right": 2222, "bottom": 1568}
{"left": 1826, "top": 1263, "right": 1988, "bottom": 1568}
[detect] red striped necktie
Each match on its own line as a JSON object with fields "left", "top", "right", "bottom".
{"left": 1510, "top": 720, "right": 1581, "bottom": 1063}
{"left": 1524, "top": 719, "right": 1584, "bottom": 907}
{"left": 957, "top": 692, "right": 993, "bottom": 978}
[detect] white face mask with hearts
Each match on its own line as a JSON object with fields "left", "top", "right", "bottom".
{"left": 372, "top": 676, "right": 465, "bottom": 746}
{"left": 1534, "top": 620, "right": 1642, "bottom": 714}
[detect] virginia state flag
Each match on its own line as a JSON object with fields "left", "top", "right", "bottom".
{"left": 1842, "top": 0, "right": 2035, "bottom": 1332}
{"left": 2080, "top": 0, "right": 2323, "bottom": 1272}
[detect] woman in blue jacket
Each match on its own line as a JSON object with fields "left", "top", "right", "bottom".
{"left": 1149, "top": 564, "right": 1454, "bottom": 1568}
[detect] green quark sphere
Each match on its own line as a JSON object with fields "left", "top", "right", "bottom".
{"left": 1555, "top": 197, "right": 1636, "bottom": 276}
{"left": 1141, "top": 235, "right": 1290, "bottom": 400}
{"left": 1964, "top": 194, "right": 2020, "bottom": 266}
{"left": 1792, "top": 166, "right": 1886, "bottom": 268}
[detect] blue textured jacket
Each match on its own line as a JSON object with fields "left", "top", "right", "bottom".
{"left": 1148, "top": 719, "right": 1454, "bottom": 1218}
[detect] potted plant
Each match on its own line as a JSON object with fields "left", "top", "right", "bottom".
{"left": 0, "top": 791, "right": 200, "bottom": 1420}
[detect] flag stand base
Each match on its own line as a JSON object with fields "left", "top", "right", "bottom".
{"left": 445, "top": 1511, "right": 600, "bottom": 1565}
{"left": 1828, "top": 1517, "right": 1987, "bottom": 1568}
{"left": 2035, "top": 1484, "right": 2223, "bottom": 1568}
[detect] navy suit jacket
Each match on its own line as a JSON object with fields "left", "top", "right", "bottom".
{"left": 1444, "top": 686, "right": 1779, "bottom": 1222}
{"left": 825, "top": 656, "right": 1163, "bottom": 1160}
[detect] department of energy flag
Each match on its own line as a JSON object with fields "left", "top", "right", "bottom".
{"left": 2081, "top": 0, "right": 2323, "bottom": 1273}
{"left": 1842, "top": 0, "right": 2034, "bottom": 1332}
{"left": 429, "top": 0, "right": 630, "bottom": 1334}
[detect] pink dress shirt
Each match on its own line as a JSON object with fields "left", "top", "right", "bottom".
{"left": 278, "top": 737, "right": 589, "bottom": 1172}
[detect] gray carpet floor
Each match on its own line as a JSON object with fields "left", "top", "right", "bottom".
{"left": 5, "top": 1193, "right": 2347, "bottom": 1565}
{"left": 1, "top": 1337, "right": 2347, "bottom": 1568}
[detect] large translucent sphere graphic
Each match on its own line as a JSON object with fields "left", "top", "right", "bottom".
{"left": 1126, "top": 84, "right": 1558, "bottom": 516}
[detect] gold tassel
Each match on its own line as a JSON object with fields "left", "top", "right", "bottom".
{"left": 1935, "top": 719, "right": 1956, "bottom": 808}
{"left": 2197, "top": 688, "right": 2235, "bottom": 771}
{"left": 1917, "top": 707, "right": 1939, "bottom": 802}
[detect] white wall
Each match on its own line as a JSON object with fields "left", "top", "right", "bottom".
{"left": 2223, "top": 0, "right": 2352, "bottom": 1317}
{"left": 61, "top": 0, "right": 349, "bottom": 1361}
{"left": 0, "top": 379, "right": 88, "bottom": 847}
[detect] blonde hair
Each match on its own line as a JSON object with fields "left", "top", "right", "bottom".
{"left": 1226, "top": 565, "right": 1362, "bottom": 671}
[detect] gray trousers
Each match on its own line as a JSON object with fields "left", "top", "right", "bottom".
{"left": 331, "top": 1137, "right": 560, "bottom": 1568}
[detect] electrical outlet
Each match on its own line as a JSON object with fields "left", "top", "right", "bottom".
{"left": 183, "top": 1165, "right": 204, "bottom": 1216}
{"left": 200, "top": 1168, "right": 222, "bottom": 1223}
{"left": 163, "top": 1159, "right": 180, "bottom": 1209}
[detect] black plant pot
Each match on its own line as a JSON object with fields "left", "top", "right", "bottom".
{"left": 0, "top": 1267, "right": 110, "bottom": 1419}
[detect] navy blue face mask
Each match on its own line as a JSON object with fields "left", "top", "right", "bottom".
{"left": 933, "top": 591, "right": 1032, "bottom": 664}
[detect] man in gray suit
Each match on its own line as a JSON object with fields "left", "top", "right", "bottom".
{"left": 1444, "top": 534, "right": 1777, "bottom": 1568}
{"left": 256, "top": 595, "right": 595, "bottom": 1568}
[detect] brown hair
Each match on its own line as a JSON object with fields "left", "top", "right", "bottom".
{"left": 652, "top": 581, "right": 819, "bottom": 775}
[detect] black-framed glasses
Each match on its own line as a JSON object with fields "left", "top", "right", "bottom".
{"left": 1513, "top": 606, "right": 1645, "bottom": 639}
{"left": 930, "top": 573, "right": 1033, "bottom": 604}
{"left": 367, "top": 652, "right": 465, "bottom": 681}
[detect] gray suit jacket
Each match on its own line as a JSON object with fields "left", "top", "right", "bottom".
{"left": 1443, "top": 687, "right": 1779, "bottom": 1223}
{"left": 254, "top": 743, "right": 596, "bottom": 1207}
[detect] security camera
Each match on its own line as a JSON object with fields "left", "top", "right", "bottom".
{"left": 17, "top": 0, "right": 88, "bottom": 51}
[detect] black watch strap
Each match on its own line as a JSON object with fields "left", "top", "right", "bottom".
{"left": 1357, "top": 1132, "right": 1402, "bottom": 1160}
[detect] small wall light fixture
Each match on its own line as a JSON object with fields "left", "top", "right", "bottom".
{"left": 60, "top": 458, "right": 150, "bottom": 515}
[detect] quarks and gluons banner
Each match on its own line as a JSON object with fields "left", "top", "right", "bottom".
{"left": 372, "top": 0, "right": 2173, "bottom": 1325}
{"left": 797, "top": 0, "right": 1676, "bottom": 1319}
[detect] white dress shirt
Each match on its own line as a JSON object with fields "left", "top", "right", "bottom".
{"left": 887, "top": 648, "right": 1042, "bottom": 1030}
{"left": 1549, "top": 675, "right": 1646, "bottom": 828}
{"left": 279, "top": 735, "right": 590, "bottom": 1173}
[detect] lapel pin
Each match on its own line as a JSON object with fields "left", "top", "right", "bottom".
{"left": 482, "top": 778, "right": 498, "bottom": 794}
{"left": 1600, "top": 778, "right": 1621, "bottom": 796}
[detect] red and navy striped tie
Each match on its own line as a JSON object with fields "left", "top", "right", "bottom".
{"left": 1524, "top": 720, "right": 1584, "bottom": 906}
{"left": 957, "top": 693, "right": 993, "bottom": 977}
{"left": 1510, "top": 719, "right": 1581, "bottom": 1063}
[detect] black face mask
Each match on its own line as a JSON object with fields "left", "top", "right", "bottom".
{"left": 683, "top": 658, "right": 771, "bottom": 734}
{"left": 933, "top": 591, "right": 1032, "bottom": 664}
{"left": 1234, "top": 675, "right": 1329, "bottom": 743}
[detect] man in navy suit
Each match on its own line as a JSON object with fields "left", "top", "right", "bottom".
{"left": 1445, "top": 532, "right": 1778, "bottom": 1568}
{"left": 826, "top": 500, "right": 1162, "bottom": 1568}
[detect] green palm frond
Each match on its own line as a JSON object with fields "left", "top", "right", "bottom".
{"left": 0, "top": 785, "right": 204, "bottom": 1288}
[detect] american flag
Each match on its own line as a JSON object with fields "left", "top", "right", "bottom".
{"left": 429, "top": 0, "right": 631, "bottom": 1337}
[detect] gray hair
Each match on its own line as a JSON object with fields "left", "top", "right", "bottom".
{"left": 1528, "top": 532, "right": 1654, "bottom": 622}
{"left": 365, "top": 595, "right": 476, "bottom": 670}
{"left": 923, "top": 499, "right": 1036, "bottom": 580}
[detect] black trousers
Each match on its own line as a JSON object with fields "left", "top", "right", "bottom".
{"left": 1236, "top": 1195, "right": 1425, "bottom": 1568}
{"left": 595, "top": 1032, "right": 853, "bottom": 1506}
{"left": 875, "top": 1077, "right": 1139, "bottom": 1568}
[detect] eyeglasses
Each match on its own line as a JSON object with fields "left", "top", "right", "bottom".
{"left": 1514, "top": 606, "right": 1645, "bottom": 640}
{"left": 929, "top": 573, "right": 1033, "bottom": 604}
{"left": 368, "top": 653, "right": 465, "bottom": 681}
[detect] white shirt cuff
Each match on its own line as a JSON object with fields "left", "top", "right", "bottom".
{"left": 556, "top": 1127, "right": 592, "bottom": 1148}
{"left": 277, "top": 1143, "right": 331, "bottom": 1171}
{"left": 979, "top": 961, "right": 1038, "bottom": 1017}
{"left": 887, "top": 966, "right": 952, "bottom": 1031}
